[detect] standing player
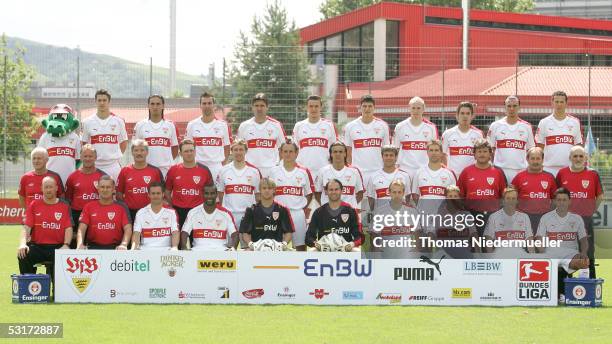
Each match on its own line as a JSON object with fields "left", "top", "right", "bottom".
{"left": 76, "top": 175, "right": 132, "bottom": 250}
{"left": 240, "top": 178, "right": 294, "bottom": 249}
{"left": 442, "top": 102, "right": 483, "bottom": 176}
{"left": 217, "top": 139, "right": 262, "bottom": 230}
{"left": 292, "top": 95, "right": 337, "bottom": 179}
{"left": 116, "top": 139, "right": 164, "bottom": 221}
{"left": 81, "top": 89, "right": 128, "bottom": 181}
{"left": 306, "top": 179, "right": 362, "bottom": 251}
{"left": 367, "top": 146, "right": 411, "bottom": 212}
{"left": 65, "top": 145, "right": 107, "bottom": 241}
{"left": 411, "top": 140, "right": 457, "bottom": 204}
{"left": 236, "top": 93, "right": 286, "bottom": 178}
{"left": 165, "top": 139, "right": 214, "bottom": 228}
{"left": 185, "top": 92, "right": 231, "bottom": 181}
{"left": 37, "top": 104, "right": 81, "bottom": 186}
{"left": 132, "top": 182, "right": 179, "bottom": 250}
{"left": 269, "top": 140, "right": 314, "bottom": 251}
{"left": 457, "top": 139, "right": 507, "bottom": 236}
{"left": 17, "top": 177, "right": 71, "bottom": 279}
{"left": 487, "top": 96, "right": 535, "bottom": 182}
{"left": 536, "top": 91, "right": 583, "bottom": 176}
{"left": 181, "top": 184, "right": 238, "bottom": 251}
{"left": 556, "top": 145, "right": 603, "bottom": 278}
{"left": 315, "top": 141, "right": 364, "bottom": 209}
{"left": 483, "top": 187, "right": 534, "bottom": 254}
{"left": 343, "top": 95, "right": 390, "bottom": 187}
{"left": 133, "top": 94, "right": 179, "bottom": 178}
{"left": 511, "top": 147, "right": 557, "bottom": 232}
{"left": 393, "top": 97, "right": 438, "bottom": 181}
{"left": 18, "top": 147, "right": 63, "bottom": 209}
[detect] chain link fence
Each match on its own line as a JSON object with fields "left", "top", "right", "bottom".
{"left": 1, "top": 46, "right": 612, "bottom": 197}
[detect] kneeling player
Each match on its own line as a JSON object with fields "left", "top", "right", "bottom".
{"left": 132, "top": 182, "right": 179, "bottom": 250}
{"left": 181, "top": 184, "right": 238, "bottom": 251}
{"left": 306, "top": 179, "right": 362, "bottom": 251}
{"left": 240, "top": 178, "right": 294, "bottom": 250}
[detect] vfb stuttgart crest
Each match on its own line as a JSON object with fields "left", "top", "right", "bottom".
{"left": 108, "top": 212, "right": 115, "bottom": 221}
{"left": 487, "top": 177, "right": 495, "bottom": 186}
{"left": 93, "top": 180, "right": 99, "bottom": 188}
{"left": 193, "top": 176, "right": 201, "bottom": 184}
{"left": 143, "top": 176, "right": 151, "bottom": 184}
{"left": 541, "top": 181, "right": 548, "bottom": 189}
{"left": 63, "top": 255, "right": 101, "bottom": 296}
{"left": 272, "top": 211, "right": 279, "bottom": 221}
{"left": 341, "top": 214, "right": 349, "bottom": 223}
{"left": 54, "top": 212, "right": 63, "bottom": 221}
{"left": 582, "top": 180, "right": 590, "bottom": 189}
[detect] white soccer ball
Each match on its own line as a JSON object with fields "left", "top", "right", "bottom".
{"left": 318, "top": 233, "right": 348, "bottom": 252}
{"left": 252, "top": 239, "right": 283, "bottom": 252}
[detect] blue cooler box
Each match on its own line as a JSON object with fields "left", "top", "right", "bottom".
{"left": 11, "top": 274, "right": 51, "bottom": 304}
{"left": 564, "top": 278, "right": 604, "bottom": 307}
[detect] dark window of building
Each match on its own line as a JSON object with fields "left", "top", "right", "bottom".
{"left": 386, "top": 20, "right": 400, "bottom": 79}
{"left": 519, "top": 53, "right": 612, "bottom": 66}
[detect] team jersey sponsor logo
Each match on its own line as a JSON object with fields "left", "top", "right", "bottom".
{"left": 400, "top": 141, "right": 427, "bottom": 150}
{"left": 353, "top": 138, "right": 382, "bottom": 148}
{"left": 517, "top": 260, "right": 551, "bottom": 301}
{"left": 299, "top": 137, "right": 328, "bottom": 148}
{"left": 495, "top": 231, "right": 526, "bottom": 240}
{"left": 341, "top": 185, "right": 355, "bottom": 195}
{"left": 419, "top": 186, "right": 446, "bottom": 196}
{"left": 375, "top": 188, "right": 390, "bottom": 198}
{"left": 224, "top": 184, "right": 255, "bottom": 194}
{"left": 194, "top": 137, "right": 223, "bottom": 147}
{"left": 91, "top": 134, "right": 119, "bottom": 144}
{"left": 546, "top": 231, "right": 577, "bottom": 241}
{"left": 496, "top": 139, "right": 526, "bottom": 150}
{"left": 247, "top": 138, "right": 275, "bottom": 149}
{"left": 545, "top": 135, "right": 574, "bottom": 145}
{"left": 275, "top": 186, "right": 303, "bottom": 196}
{"left": 193, "top": 229, "right": 227, "bottom": 239}
{"left": 449, "top": 146, "right": 473, "bottom": 156}
{"left": 47, "top": 147, "right": 76, "bottom": 157}
{"left": 142, "top": 227, "right": 172, "bottom": 238}
{"left": 145, "top": 137, "right": 171, "bottom": 147}
{"left": 63, "top": 256, "right": 101, "bottom": 295}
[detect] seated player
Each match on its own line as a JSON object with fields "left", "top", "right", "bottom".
{"left": 76, "top": 175, "right": 132, "bottom": 250}
{"left": 306, "top": 179, "right": 362, "bottom": 252}
{"left": 181, "top": 184, "right": 238, "bottom": 251}
{"left": 239, "top": 178, "right": 294, "bottom": 251}
{"left": 483, "top": 187, "right": 534, "bottom": 256}
{"left": 132, "top": 182, "right": 179, "bottom": 250}
{"left": 17, "top": 176, "right": 71, "bottom": 281}
{"left": 370, "top": 179, "right": 421, "bottom": 257}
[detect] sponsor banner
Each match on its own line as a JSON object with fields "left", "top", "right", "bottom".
{"left": 55, "top": 251, "right": 557, "bottom": 306}
{"left": 0, "top": 199, "right": 25, "bottom": 224}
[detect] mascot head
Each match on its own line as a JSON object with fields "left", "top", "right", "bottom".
{"left": 41, "top": 104, "right": 80, "bottom": 137}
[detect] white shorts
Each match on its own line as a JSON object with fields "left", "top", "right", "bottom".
{"left": 158, "top": 166, "right": 170, "bottom": 180}
{"left": 502, "top": 168, "right": 522, "bottom": 184}
{"left": 232, "top": 212, "right": 245, "bottom": 231}
{"left": 96, "top": 161, "right": 121, "bottom": 182}
{"left": 258, "top": 166, "right": 273, "bottom": 179}
{"left": 202, "top": 162, "right": 223, "bottom": 184}
{"left": 289, "top": 208, "right": 307, "bottom": 247}
{"left": 543, "top": 166, "right": 563, "bottom": 178}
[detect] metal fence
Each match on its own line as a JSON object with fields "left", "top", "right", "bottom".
{"left": 1, "top": 46, "right": 612, "bottom": 196}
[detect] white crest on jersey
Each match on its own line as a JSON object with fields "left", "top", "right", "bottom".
{"left": 55, "top": 212, "right": 62, "bottom": 221}
{"left": 582, "top": 180, "right": 589, "bottom": 188}
{"left": 108, "top": 212, "right": 115, "bottom": 220}
{"left": 487, "top": 177, "right": 494, "bottom": 185}
{"left": 541, "top": 181, "right": 548, "bottom": 189}
{"left": 272, "top": 211, "right": 279, "bottom": 220}
{"left": 341, "top": 214, "right": 349, "bottom": 223}
{"left": 143, "top": 176, "right": 151, "bottom": 184}
{"left": 193, "top": 176, "right": 201, "bottom": 184}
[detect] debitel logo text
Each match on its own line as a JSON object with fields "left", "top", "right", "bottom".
{"left": 303, "top": 259, "right": 372, "bottom": 277}
{"left": 110, "top": 259, "right": 150, "bottom": 272}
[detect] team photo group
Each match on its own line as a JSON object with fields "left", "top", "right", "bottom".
{"left": 16, "top": 88, "right": 603, "bottom": 295}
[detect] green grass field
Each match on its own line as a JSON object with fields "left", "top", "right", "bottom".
{"left": 1, "top": 225, "right": 612, "bottom": 344}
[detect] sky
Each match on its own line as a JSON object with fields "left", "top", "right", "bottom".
{"left": 0, "top": 0, "right": 325, "bottom": 76}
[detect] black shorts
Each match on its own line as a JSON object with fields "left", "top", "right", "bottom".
{"left": 71, "top": 209, "right": 82, "bottom": 232}
{"left": 527, "top": 213, "right": 543, "bottom": 235}
{"left": 88, "top": 244, "right": 119, "bottom": 250}
{"left": 174, "top": 206, "right": 191, "bottom": 229}
{"left": 129, "top": 209, "right": 138, "bottom": 224}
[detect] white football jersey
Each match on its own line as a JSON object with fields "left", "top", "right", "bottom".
{"left": 411, "top": 166, "right": 457, "bottom": 200}
{"left": 217, "top": 162, "right": 261, "bottom": 214}
{"left": 237, "top": 116, "right": 285, "bottom": 170}
{"left": 367, "top": 168, "right": 412, "bottom": 210}
{"left": 38, "top": 132, "right": 81, "bottom": 185}
{"left": 536, "top": 114, "right": 583, "bottom": 168}
{"left": 182, "top": 206, "right": 236, "bottom": 251}
{"left": 81, "top": 114, "right": 128, "bottom": 165}
{"left": 393, "top": 118, "right": 438, "bottom": 171}
{"left": 269, "top": 164, "right": 314, "bottom": 210}
{"left": 537, "top": 210, "right": 586, "bottom": 252}
{"left": 133, "top": 205, "right": 179, "bottom": 249}
{"left": 185, "top": 117, "right": 231, "bottom": 165}
{"left": 441, "top": 125, "right": 483, "bottom": 176}
{"left": 315, "top": 164, "right": 364, "bottom": 208}
{"left": 484, "top": 208, "right": 532, "bottom": 241}
{"left": 133, "top": 119, "right": 179, "bottom": 170}
{"left": 487, "top": 117, "right": 535, "bottom": 170}
{"left": 293, "top": 118, "right": 337, "bottom": 173}
{"left": 342, "top": 117, "right": 390, "bottom": 174}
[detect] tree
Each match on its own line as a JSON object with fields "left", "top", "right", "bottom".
{"left": 320, "top": 0, "right": 534, "bottom": 19}
{"left": 229, "top": 0, "right": 311, "bottom": 133}
{"left": 0, "top": 34, "right": 37, "bottom": 162}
